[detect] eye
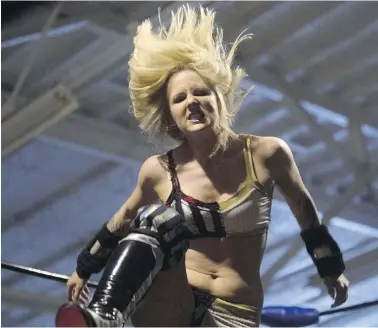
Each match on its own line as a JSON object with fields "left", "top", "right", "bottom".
{"left": 173, "top": 93, "right": 186, "bottom": 103}
{"left": 194, "top": 88, "right": 211, "bottom": 96}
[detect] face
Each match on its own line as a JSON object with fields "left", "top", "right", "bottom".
{"left": 166, "top": 69, "right": 219, "bottom": 136}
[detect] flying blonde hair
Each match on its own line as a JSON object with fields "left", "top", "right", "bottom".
{"left": 128, "top": 4, "right": 253, "bottom": 155}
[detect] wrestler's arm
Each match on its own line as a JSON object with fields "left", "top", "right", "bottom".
{"left": 263, "top": 137, "right": 321, "bottom": 230}
{"left": 263, "top": 137, "right": 349, "bottom": 307}
{"left": 88, "top": 155, "right": 163, "bottom": 255}
{"left": 68, "top": 156, "right": 164, "bottom": 300}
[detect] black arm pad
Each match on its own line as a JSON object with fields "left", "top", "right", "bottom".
{"left": 300, "top": 224, "right": 345, "bottom": 278}
{"left": 76, "top": 248, "right": 111, "bottom": 279}
{"left": 76, "top": 224, "right": 123, "bottom": 279}
{"left": 96, "top": 223, "right": 123, "bottom": 249}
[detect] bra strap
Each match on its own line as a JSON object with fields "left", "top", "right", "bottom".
{"left": 244, "top": 135, "right": 274, "bottom": 197}
{"left": 167, "top": 150, "right": 181, "bottom": 192}
{"left": 243, "top": 136, "right": 258, "bottom": 184}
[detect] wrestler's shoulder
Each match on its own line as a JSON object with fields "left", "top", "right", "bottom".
{"left": 244, "top": 134, "right": 292, "bottom": 160}
{"left": 139, "top": 155, "right": 168, "bottom": 183}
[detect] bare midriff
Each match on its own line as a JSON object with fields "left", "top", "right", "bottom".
{"left": 186, "top": 232, "right": 267, "bottom": 307}
{"left": 131, "top": 234, "right": 266, "bottom": 326}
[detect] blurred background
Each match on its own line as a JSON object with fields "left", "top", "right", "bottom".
{"left": 1, "top": 1, "right": 378, "bottom": 326}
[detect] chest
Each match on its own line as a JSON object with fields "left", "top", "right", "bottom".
{"left": 172, "top": 154, "right": 248, "bottom": 204}
{"left": 168, "top": 186, "right": 271, "bottom": 239}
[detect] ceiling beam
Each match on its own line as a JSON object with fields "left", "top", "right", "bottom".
{"left": 245, "top": 63, "right": 375, "bottom": 128}
{"left": 341, "top": 74, "right": 378, "bottom": 100}
{"left": 347, "top": 112, "right": 376, "bottom": 202}
{"left": 1, "top": 84, "right": 79, "bottom": 158}
{"left": 255, "top": 2, "right": 346, "bottom": 58}
{"left": 309, "top": 20, "right": 378, "bottom": 88}
{"left": 1, "top": 2, "right": 206, "bottom": 159}
{"left": 2, "top": 2, "right": 63, "bottom": 119}
{"left": 244, "top": 65, "right": 378, "bottom": 175}
{"left": 2, "top": 3, "right": 61, "bottom": 40}
{"left": 275, "top": 2, "right": 375, "bottom": 74}
{"left": 234, "top": 99, "right": 282, "bottom": 132}
{"left": 315, "top": 54, "right": 378, "bottom": 91}
{"left": 37, "top": 33, "right": 120, "bottom": 88}
{"left": 241, "top": 2, "right": 340, "bottom": 61}
{"left": 40, "top": 114, "right": 156, "bottom": 164}
{"left": 64, "top": 35, "right": 133, "bottom": 91}
{"left": 246, "top": 67, "right": 360, "bottom": 173}
{"left": 2, "top": 161, "right": 118, "bottom": 232}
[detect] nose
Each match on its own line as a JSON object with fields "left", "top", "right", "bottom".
{"left": 187, "top": 94, "right": 199, "bottom": 109}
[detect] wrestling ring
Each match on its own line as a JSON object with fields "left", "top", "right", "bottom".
{"left": 2, "top": 261, "right": 378, "bottom": 327}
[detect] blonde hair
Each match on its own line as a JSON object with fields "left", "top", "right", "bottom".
{"left": 129, "top": 4, "right": 252, "bottom": 155}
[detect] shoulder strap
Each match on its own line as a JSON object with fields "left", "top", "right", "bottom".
{"left": 243, "top": 136, "right": 259, "bottom": 185}
{"left": 244, "top": 135, "right": 270, "bottom": 189}
{"left": 244, "top": 135, "right": 274, "bottom": 196}
{"left": 166, "top": 150, "right": 181, "bottom": 191}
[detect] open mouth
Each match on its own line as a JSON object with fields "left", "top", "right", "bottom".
{"left": 188, "top": 112, "right": 205, "bottom": 121}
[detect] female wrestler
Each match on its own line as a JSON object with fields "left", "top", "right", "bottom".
{"left": 56, "top": 5, "right": 349, "bottom": 327}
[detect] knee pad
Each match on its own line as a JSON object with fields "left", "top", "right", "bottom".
{"left": 127, "top": 204, "right": 189, "bottom": 270}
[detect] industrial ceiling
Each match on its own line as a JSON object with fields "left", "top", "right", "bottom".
{"left": 2, "top": 1, "right": 378, "bottom": 326}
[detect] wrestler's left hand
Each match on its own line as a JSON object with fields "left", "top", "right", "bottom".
{"left": 323, "top": 273, "right": 349, "bottom": 308}
{"left": 67, "top": 271, "right": 90, "bottom": 303}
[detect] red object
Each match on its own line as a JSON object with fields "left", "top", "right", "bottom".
{"left": 55, "top": 303, "right": 90, "bottom": 327}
